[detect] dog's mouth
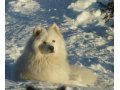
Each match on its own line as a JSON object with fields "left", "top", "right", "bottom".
{"left": 39, "top": 44, "right": 54, "bottom": 54}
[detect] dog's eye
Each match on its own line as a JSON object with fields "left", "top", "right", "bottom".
{"left": 52, "top": 40, "right": 55, "bottom": 43}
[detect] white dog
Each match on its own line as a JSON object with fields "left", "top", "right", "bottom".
{"left": 12, "top": 23, "right": 97, "bottom": 86}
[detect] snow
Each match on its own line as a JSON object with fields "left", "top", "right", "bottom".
{"left": 5, "top": 0, "right": 114, "bottom": 90}
{"left": 68, "top": 0, "right": 96, "bottom": 12}
{"left": 64, "top": 10, "right": 104, "bottom": 29}
{"left": 9, "top": 0, "right": 40, "bottom": 15}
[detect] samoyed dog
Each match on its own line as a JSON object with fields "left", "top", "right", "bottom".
{"left": 12, "top": 23, "right": 97, "bottom": 86}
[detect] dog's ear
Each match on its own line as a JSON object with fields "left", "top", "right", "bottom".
{"left": 49, "top": 23, "right": 62, "bottom": 37}
{"left": 33, "top": 25, "right": 42, "bottom": 37}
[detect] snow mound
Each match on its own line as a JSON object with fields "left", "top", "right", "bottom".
{"left": 68, "top": 0, "right": 96, "bottom": 12}
{"left": 64, "top": 0, "right": 108, "bottom": 29}
{"left": 9, "top": 0, "right": 40, "bottom": 15}
{"left": 64, "top": 10, "right": 102, "bottom": 29}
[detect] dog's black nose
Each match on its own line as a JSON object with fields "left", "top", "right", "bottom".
{"left": 49, "top": 45, "right": 54, "bottom": 51}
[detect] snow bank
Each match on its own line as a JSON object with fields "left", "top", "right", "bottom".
{"left": 64, "top": 10, "right": 102, "bottom": 29}
{"left": 64, "top": 0, "right": 108, "bottom": 29}
{"left": 9, "top": 0, "right": 40, "bottom": 15}
{"left": 68, "top": 0, "right": 96, "bottom": 12}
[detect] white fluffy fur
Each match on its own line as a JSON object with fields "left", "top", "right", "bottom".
{"left": 12, "top": 23, "right": 97, "bottom": 86}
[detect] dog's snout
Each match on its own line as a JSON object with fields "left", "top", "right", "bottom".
{"left": 49, "top": 45, "right": 54, "bottom": 51}
{"left": 41, "top": 42, "right": 54, "bottom": 53}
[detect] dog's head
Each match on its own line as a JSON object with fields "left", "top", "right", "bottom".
{"left": 30, "top": 23, "right": 67, "bottom": 59}
{"left": 39, "top": 23, "right": 67, "bottom": 56}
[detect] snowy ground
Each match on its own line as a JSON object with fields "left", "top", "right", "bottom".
{"left": 5, "top": 0, "right": 114, "bottom": 90}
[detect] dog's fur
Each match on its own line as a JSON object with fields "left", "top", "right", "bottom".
{"left": 12, "top": 23, "right": 97, "bottom": 86}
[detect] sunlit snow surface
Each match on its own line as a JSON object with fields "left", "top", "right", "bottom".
{"left": 5, "top": 0, "right": 114, "bottom": 90}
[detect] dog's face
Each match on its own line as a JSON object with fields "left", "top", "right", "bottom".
{"left": 39, "top": 23, "right": 65, "bottom": 55}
